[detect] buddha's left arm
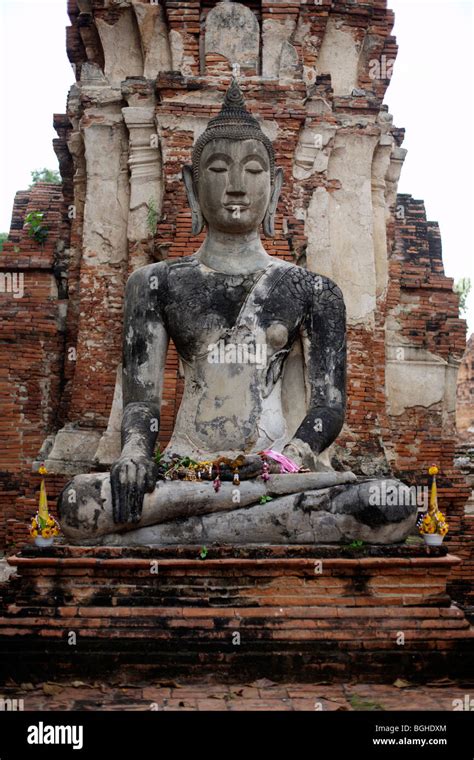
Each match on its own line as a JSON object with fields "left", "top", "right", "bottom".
{"left": 284, "top": 274, "right": 346, "bottom": 465}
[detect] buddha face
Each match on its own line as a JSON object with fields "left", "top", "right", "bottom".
{"left": 197, "top": 138, "right": 272, "bottom": 234}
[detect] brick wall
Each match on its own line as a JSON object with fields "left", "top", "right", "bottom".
{"left": 457, "top": 334, "right": 474, "bottom": 439}
{"left": 0, "top": 183, "right": 68, "bottom": 549}
{"left": 1, "top": 546, "right": 471, "bottom": 681}
{"left": 0, "top": 0, "right": 471, "bottom": 613}
{"left": 383, "top": 196, "right": 470, "bottom": 606}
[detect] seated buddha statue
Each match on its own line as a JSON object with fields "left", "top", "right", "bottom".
{"left": 58, "top": 79, "right": 417, "bottom": 546}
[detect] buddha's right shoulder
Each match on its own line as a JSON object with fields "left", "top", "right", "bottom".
{"left": 160, "top": 256, "right": 201, "bottom": 289}
{"left": 164, "top": 254, "right": 198, "bottom": 268}
{"left": 126, "top": 260, "right": 170, "bottom": 288}
{"left": 126, "top": 256, "right": 199, "bottom": 293}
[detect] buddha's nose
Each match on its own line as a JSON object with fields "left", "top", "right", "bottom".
{"left": 226, "top": 165, "right": 246, "bottom": 195}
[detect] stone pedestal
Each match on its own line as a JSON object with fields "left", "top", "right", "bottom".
{"left": 0, "top": 546, "right": 472, "bottom": 682}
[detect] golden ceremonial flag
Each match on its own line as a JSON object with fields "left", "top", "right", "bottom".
{"left": 429, "top": 465, "right": 438, "bottom": 513}
{"left": 38, "top": 477, "right": 49, "bottom": 523}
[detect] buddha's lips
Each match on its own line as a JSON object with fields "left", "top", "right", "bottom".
{"left": 223, "top": 203, "right": 250, "bottom": 210}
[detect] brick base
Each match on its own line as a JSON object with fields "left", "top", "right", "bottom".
{"left": 0, "top": 546, "right": 472, "bottom": 683}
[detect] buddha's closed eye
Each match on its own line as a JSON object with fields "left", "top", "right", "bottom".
{"left": 245, "top": 163, "right": 264, "bottom": 174}
{"left": 208, "top": 162, "right": 265, "bottom": 174}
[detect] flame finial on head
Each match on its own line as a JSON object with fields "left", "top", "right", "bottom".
{"left": 191, "top": 77, "right": 275, "bottom": 184}
{"left": 222, "top": 77, "right": 246, "bottom": 109}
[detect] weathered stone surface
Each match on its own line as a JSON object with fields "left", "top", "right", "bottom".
{"left": 96, "top": 10, "right": 143, "bottom": 84}
{"left": 316, "top": 19, "right": 360, "bottom": 96}
{"left": 59, "top": 470, "right": 358, "bottom": 540}
{"left": 205, "top": 1, "right": 259, "bottom": 73}
{"left": 133, "top": 1, "right": 171, "bottom": 79}
{"left": 262, "top": 18, "right": 296, "bottom": 79}
{"left": 169, "top": 30, "right": 185, "bottom": 73}
{"left": 81, "top": 106, "right": 130, "bottom": 266}
{"left": 79, "top": 62, "right": 107, "bottom": 85}
{"left": 279, "top": 41, "right": 300, "bottom": 80}
{"left": 0, "top": 0, "right": 470, "bottom": 608}
{"left": 454, "top": 336, "right": 474, "bottom": 581}
{"left": 292, "top": 125, "right": 335, "bottom": 180}
{"left": 59, "top": 472, "right": 416, "bottom": 547}
{"left": 457, "top": 333, "right": 474, "bottom": 439}
{"left": 386, "top": 353, "right": 459, "bottom": 417}
{"left": 44, "top": 427, "right": 102, "bottom": 477}
{"left": 122, "top": 105, "right": 163, "bottom": 244}
{"left": 88, "top": 79, "right": 355, "bottom": 542}
{"left": 306, "top": 130, "right": 380, "bottom": 323}
{"left": 94, "top": 364, "right": 123, "bottom": 467}
{"left": 2, "top": 548, "right": 470, "bottom": 683}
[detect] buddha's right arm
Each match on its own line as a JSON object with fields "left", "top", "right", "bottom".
{"left": 111, "top": 264, "right": 170, "bottom": 522}
{"left": 121, "top": 263, "right": 169, "bottom": 454}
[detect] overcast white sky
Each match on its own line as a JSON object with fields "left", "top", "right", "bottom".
{"left": 0, "top": 0, "right": 472, "bottom": 332}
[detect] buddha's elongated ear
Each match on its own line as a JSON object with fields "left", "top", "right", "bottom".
{"left": 182, "top": 164, "right": 205, "bottom": 235}
{"left": 263, "top": 167, "right": 283, "bottom": 238}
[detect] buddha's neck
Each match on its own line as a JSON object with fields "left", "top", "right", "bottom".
{"left": 196, "top": 228, "right": 271, "bottom": 275}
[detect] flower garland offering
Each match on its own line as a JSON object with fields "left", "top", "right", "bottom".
{"left": 418, "top": 465, "right": 449, "bottom": 538}
{"left": 260, "top": 449, "right": 300, "bottom": 473}
{"left": 160, "top": 456, "right": 214, "bottom": 481}
{"left": 29, "top": 465, "right": 60, "bottom": 542}
{"left": 156, "top": 449, "right": 301, "bottom": 486}
{"left": 159, "top": 454, "right": 245, "bottom": 484}
{"left": 213, "top": 462, "right": 222, "bottom": 493}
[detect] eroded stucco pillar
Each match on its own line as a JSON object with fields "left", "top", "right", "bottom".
{"left": 306, "top": 130, "right": 379, "bottom": 324}
{"left": 371, "top": 135, "right": 393, "bottom": 298}
{"left": 93, "top": 103, "right": 164, "bottom": 466}
{"left": 122, "top": 106, "right": 163, "bottom": 250}
{"left": 46, "top": 95, "right": 130, "bottom": 473}
{"left": 133, "top": 1, "right": 171, "bottom": 78}
{"left": 96, "top": 9, "right": 143, "bottom": 84}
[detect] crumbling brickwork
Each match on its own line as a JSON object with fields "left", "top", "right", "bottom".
{"left": 457, "top": 334, "right": 474, "bottom": 440}
{"left": 0, "top": 546, "right": 470, "bottom": 682}
{"left": 455, "top": 335, "right": 474, "bottom": 614}
{"left": 0, "top": 183, "right": 66, "bottom": 549}
{"left": 0, "top": 0, "right": 470, "bottom": 608}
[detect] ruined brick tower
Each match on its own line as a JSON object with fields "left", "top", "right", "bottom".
{"left": 0, "top": 0, "right": 471, "bottom": 608}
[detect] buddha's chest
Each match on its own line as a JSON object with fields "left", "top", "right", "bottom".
{"left": 163, "top": 267, "right": 303, "bottom": 358}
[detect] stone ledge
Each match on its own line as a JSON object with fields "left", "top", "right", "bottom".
{"left": 1, "top": 546, "right": 471, "bottom": 682}
{"left": 10, "top": 542, "right": 449, "bottom": 560}
{"left": 7, "top": 544, "right": 456, "bottom": 572}
{"left": 7, "top": 554, "right": 460, "bottom": 571}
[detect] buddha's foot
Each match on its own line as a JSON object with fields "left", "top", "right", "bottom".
{"left": 58, "top": 473, "right": 417, "bottom": 546}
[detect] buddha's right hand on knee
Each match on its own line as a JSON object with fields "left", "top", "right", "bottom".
{"left": 110, "top": 454, "right": 159, "bottom": 524}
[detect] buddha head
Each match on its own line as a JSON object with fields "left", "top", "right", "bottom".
{"left": 183, "top": 78, "right": 283, "bottom": 237}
